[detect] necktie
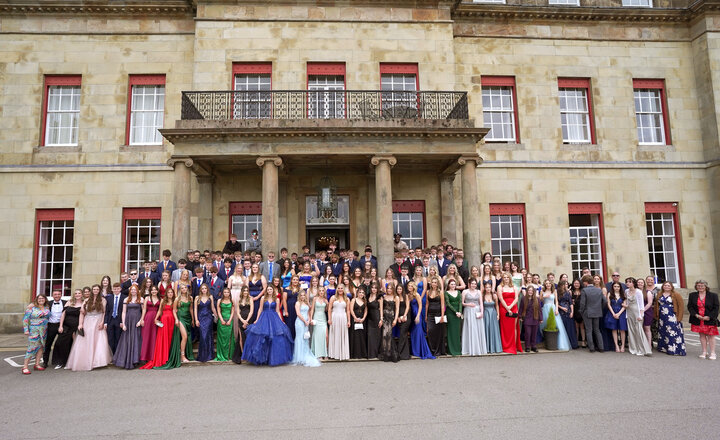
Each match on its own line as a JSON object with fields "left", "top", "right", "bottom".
{"left": 212, "top": 278, "right": 215, "bottom": 287}
{"left": 145, "top": 272, "right": 149, "bottom": 278}
{"left": 226, "top": 269, "right": 230, "bottom": 277}
{"left": 112, "top": 295, "right": 119, "bottom": 318}
{"left": 269, "top": 264, "right": 273, "bottom": 280}
{"left": 424, "top": 267, "right": 428, "bottom": 276}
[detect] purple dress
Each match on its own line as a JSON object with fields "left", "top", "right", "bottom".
{"left": 112, "top": 302, "right": 143, "bottom": 369}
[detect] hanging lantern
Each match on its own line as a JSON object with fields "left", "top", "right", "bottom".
{"left": 317, "top": 176, "right": 338, "bottom": 220}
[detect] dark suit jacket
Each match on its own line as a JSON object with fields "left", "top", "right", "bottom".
{"left": 217, "top": 266, "right": 233, "bottom": 281}
{"left": 104, "top": 293, "right": 128, "bottom": 325}
{"left": 687, "top": 291, "right": 719, "bottom": 326}
{"left": 405, "top": 258, "right": 423, "bottom": 272}
{"left": 222, "top": 240, "right": 242, "bottom": 255}
{"left": 389, "top": 263, "right": 402, "bottom": 281}
{"left": 329, "top": 262, "right": 343, "bottom": 277}
{"left": 359, "top": 256, "right": 377, "bottom": 269}
{"left": 208, "top": 277, "right": 225, "bottom": 300}
{"left": 437, "top": 258, "right": 451, "bottom": 277}
{"left": 138, "top": 271, "right": 159, "bottom": 286}
{"left": 156, "top": 260, "right": 177, "bottom": 275}
{"left": 121, "top": 280, "right": 132, "bottom": 296}
{"left": 191, "top": 277, "right": 207, "bottom": 298}
{"left": 456, "top": 265, "right": 470, "bottom": 285}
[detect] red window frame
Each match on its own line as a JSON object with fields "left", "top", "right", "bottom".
{"left": 231, "top": 62, "right": 273, "bottom": 88}
{"left": 125, "top": 74, "right": 166, "bottom": 146}
{"left": 40, "top": 75, "right": 82, "bottom": 147}
{"left": 558, "top": 77, "right": 596, "bottom": 144}
{"left": 392, "top": 200, "right": 426, "bottom": 248}
{"left": 481, "top": 75, "right": 520, "bottom": 143}
{"left": 121, "top": 207, "right": 162, "bottom": 272}
{"left": 489, "top": 203, "right": 529, "bottom": 269}
{"left": 32, "top": 208, "right": 74, "bottom": 299}
{"left": 568, "top": 202, "right": 607, "bottom": 280}
{"left": 228, "top": 201, "right": 263, "bottom": 240}
{"left": 632, "top": 78, "right": 671, "bottom": 145}
{"left": 644, "top": 202, "right": 685, "bottom": 287}
{"left": 379, "top": 63, "right": 419, "bottom": 89}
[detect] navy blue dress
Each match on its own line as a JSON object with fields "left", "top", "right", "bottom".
{"left": 284, "top": 288, "right": 299, "bottom": 340}
{"left": 196, "top": 298, "right": 215, "bottom": 362}
{"left": 604, "top": 297, "right": 628, "bottom": 331}
{"left": 248, "top": 278, "right": 263, "bottom": 323}
{"left": 242, "top": 301, "right": 293, "bottom": 366}
{"left": 558, "top": 291, "right": 579, "bottom": 349}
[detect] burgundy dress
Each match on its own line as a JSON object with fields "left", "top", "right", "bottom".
{"left": 141, "top": 299, "right": 160, "bottom": 361}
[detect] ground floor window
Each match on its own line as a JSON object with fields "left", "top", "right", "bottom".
{"left": 645, "top": 202, "right": 684, "bottom": 287}
{"left": 35, "top": 209, "right": 74, "bottom": 298}
{"left": 568, "top": 203, "right": 606, "bottom": 280}
{"left": 230, "top": 202, "right": 263, "bottom": 251}
{"left": 122, "top": 208, "right": 161, "bottom": 272}
{"left": 392, "top": 200, "right": 425, "bottom": 249}
{"left": 490, "top": 203, "right": 527, "bottom": 268}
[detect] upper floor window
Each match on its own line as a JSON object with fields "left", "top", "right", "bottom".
{"left": 549, "top": 0, "right": 579, "bottom": 4}
{"left": 633, "top": 79, "right": 670, "bottom": 145}
{"left": 233, "top": 62, "right": 272, "bottom": 119}
{"left": 558, "top": 78, "right": 595, "bottom": 144}
{"left": 42, "top": 75, "right": 81, "bottom": 146}
{"left": 472, "top": 0, "right": 506, "bottom": 3}
{"left": 308, "top": 62, "right": 346, "bottom": 119}
{"left": 481, "top": 76, "right": 519, "bottom": 142}
{"left": 380, "top": 63, "right": 418, "bottom": 117}
{"left": 127, "top": 74, "right": 165, "bottom": 145}
{"left": 622, "top": 0, "right": 652, "bottom": 6}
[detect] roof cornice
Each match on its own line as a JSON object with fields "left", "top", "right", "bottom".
{"left": 0, "top": 0, "right": 195, "bottom": 16}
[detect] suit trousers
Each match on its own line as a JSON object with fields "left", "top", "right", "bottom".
{"left": 43, "top": 322, "right": 60, "bottom": 365}
{"left": 106, "top": 319, "right": 122, "bottom": 354}
{"left": 583, "top": 317, "right": 604, "bottom": 352}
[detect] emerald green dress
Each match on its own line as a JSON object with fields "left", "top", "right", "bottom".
{"left": 154, "top": 326, "right": 182, "bottom": 370}
{"left": 445, "top": 290, "right": 463, "bottom": 356}
{"left": 177, "top": 300, "right": 194, "bottom": 361}
{"left": 214, "top": 301, "right": 235, "bottom": 361}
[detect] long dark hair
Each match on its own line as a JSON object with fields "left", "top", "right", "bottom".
{"left": 521, "top": 286, "right": 540, "bottom": 320}
{"left": 610, "top": 281, "right": 626, "bottom": 300}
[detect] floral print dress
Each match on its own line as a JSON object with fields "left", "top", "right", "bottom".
{"left": 656, "top": 294, "right": 686, "bottom": 356}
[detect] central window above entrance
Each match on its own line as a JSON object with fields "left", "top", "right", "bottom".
{"left": 306, "top": 195, "right": 349, "bottom": 225}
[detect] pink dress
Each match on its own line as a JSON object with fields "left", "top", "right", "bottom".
{"left": 65, "top": 311, "right": 112, "bottom": 371}
{"left": 141, "top": 299, "right": 160, "bottom": 361}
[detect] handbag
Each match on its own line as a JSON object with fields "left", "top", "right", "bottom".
{"left": 505, "top": 311, "right": 518, "bottom": 318}
{"left": 303, "top": 330, "right": 311, "bottom": 340}
{"left": 77, "top": 328, "right": 85, "bottom": 337}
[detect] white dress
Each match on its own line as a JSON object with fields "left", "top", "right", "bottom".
{"left": 328, "top": 299, "right": 349, "bottom": 360}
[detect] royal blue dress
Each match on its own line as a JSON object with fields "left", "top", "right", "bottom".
{"left": 248, "top": 278, "right": 263, "bottom": 322}
{"left": 196, "top": 298, "right": 215, "bottom": 362}
{"left": 604, "top": 297, "right": 628, "bottom": 331}
{"left": 326, "top": 288, "right": 336, "bottom": 301}
{"left": 284, "top": 288, "right": 299, "bottom": 339}
{"left": 409, "top": 297, "right": 435, "bottom": 359}
{"left": 242, "top": 301, "right": 293, "bottom": 366}
{"left": 416, "top": 281, "right": 428, "bottom": 334}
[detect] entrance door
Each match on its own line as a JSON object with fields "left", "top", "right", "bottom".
{"left": 307, "top": 229, "right": 349, "bottom": 253}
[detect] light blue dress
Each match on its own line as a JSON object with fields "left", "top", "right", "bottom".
{"left": 483, "top": 299, "right": 503, "bottom": 353}
{"left": 311, "top": 301, "right": 328, "bottom": 358}
{"left": 540, "top": 294, "right": 571, "bottom": 351}
{"left": 292, "top": 304, "right": 321, "bottom": 367}
{"left": 461, "top": 289, "right": 487, "bottom": 355}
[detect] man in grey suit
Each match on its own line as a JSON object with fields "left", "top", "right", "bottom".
{"left": 578, "top": 275, "right": 607, "bottom": 352}
{"left": 259, "top": 251, "right": 281, "bottom": 283}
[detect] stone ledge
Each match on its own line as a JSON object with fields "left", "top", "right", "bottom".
{"left": 483, "top": 142, "right": 525, "bottom": 151}
{"left": 637, "top": 143, "right": 675, "bottom": 152}
{"left": 559, "top": 143, "right": 601, "bottom": 151}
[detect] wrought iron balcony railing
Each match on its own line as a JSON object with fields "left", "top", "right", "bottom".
{"left": 181, "top": 90, "right": 469, "bottom": 120}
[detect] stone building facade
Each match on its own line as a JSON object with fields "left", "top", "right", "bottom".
{"left": 0, "top": 0, "right": 718, "bottom": 330}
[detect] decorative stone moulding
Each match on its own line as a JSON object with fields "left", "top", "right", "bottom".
{"left": 0, "top": 0, "right": 194, "bottom": 15}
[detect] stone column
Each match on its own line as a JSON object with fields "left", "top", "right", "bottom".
{"left": 196, "top": 175, "right": 214, "bottom": 251}
{"left": 168, "top": 157, "right": 193, "bottom": 259}
{"left": 371, "top": 155, "right": 396, "bottom": 271}
{"left": 256, "top": 156, "right": 282, "bottom": 257}
{"left": 439, "top": 174, "right": 457, "bottom": 245}
{"left": 459, "top": 155, "right": 482, "bottom": 267}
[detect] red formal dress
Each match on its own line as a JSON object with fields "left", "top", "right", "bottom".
{"left": 499, "top": 287, "right": 523, "bottom": 354}
{"left": 141, "top": 305, "right": 175, "bottom": 369}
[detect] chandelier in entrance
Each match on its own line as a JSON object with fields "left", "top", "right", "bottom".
{"left": 317, "top": 175, "right": 338, "bottom": 221}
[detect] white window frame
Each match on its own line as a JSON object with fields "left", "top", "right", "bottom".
{"left": 36, "top": 219, "right": 74, "bottom": 299}
{"left": 645, "top": 212, "right": 680, "bottom": 286}
{"left": 231, "top": 214, "right": 263, "bottom": 251}
{"left": 569, "top": 214, "right": 603, "bottom": 281}
{"left": 549, "top": 0, "right": 580, "bottom": 4}
{"left": 482, "top": 86, "right": 517, "bottom": 142}
{"left": 124, "top": 218, "right": 161, "bottom": 272}
{"left": 559, "top": 87, "right": 591, "bottom": 144}
{"left": 622, "top": 0, "right": 652, "bottom": 7}
{"left": 233, "top": 74, "right": 272, "bottom": 119}
{"left": 634, "top": 88, "right": 666, "bottom": 145}
{"left": 392, "top": 212, "right": 424, "bottom": 249}
{"left": 129, "top": 84, "right": 165, "bottom": 145}
{"left": 45, "top": 85, "right": 81, "bottom": 146}
{"left": 308, "top": 75, "right": 346, "bottom": 119}
{"left": 490, "top": 214, "right": 526, "bottom": 268}
{"left": 381, "top": 73, "right": 418, "bottom": 112}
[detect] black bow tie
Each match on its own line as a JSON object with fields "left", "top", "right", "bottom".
{"left": 54, "top": 302, "right": 60, "bottom": 305}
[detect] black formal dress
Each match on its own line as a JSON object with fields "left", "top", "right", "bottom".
{"left": 366, "top": 295, "right": 381, "bottom": 359}
{"left": 426, "top": 294, "right": 446, "bottom": 356}
{"left": 52, "top": 305, "right": 80, "bottom": 366}
{"left": 350, "top": 301, "right": 367, "bottom": 359}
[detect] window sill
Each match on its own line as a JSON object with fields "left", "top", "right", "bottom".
{"left": 33, "top": 145, "right": 81, "bottom": 153}
{"left": 482, "top": 142, "right": 525, "bottom": 151}
{"left": 559, "top": 143, "right": 600, "bottom": 151}
{"left": 119, "top": 144, "right": 167, "bottom": 152}
{"left": 637, "top": 144, "right": 674, "bottom": 152}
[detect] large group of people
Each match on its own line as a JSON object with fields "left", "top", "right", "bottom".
{"left": 21, "top": 233, "right": 719, "bottom": 374}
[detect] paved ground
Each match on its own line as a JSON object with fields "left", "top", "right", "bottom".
{"left": 2, "top": 333, "right": 719, "bottom": 440}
